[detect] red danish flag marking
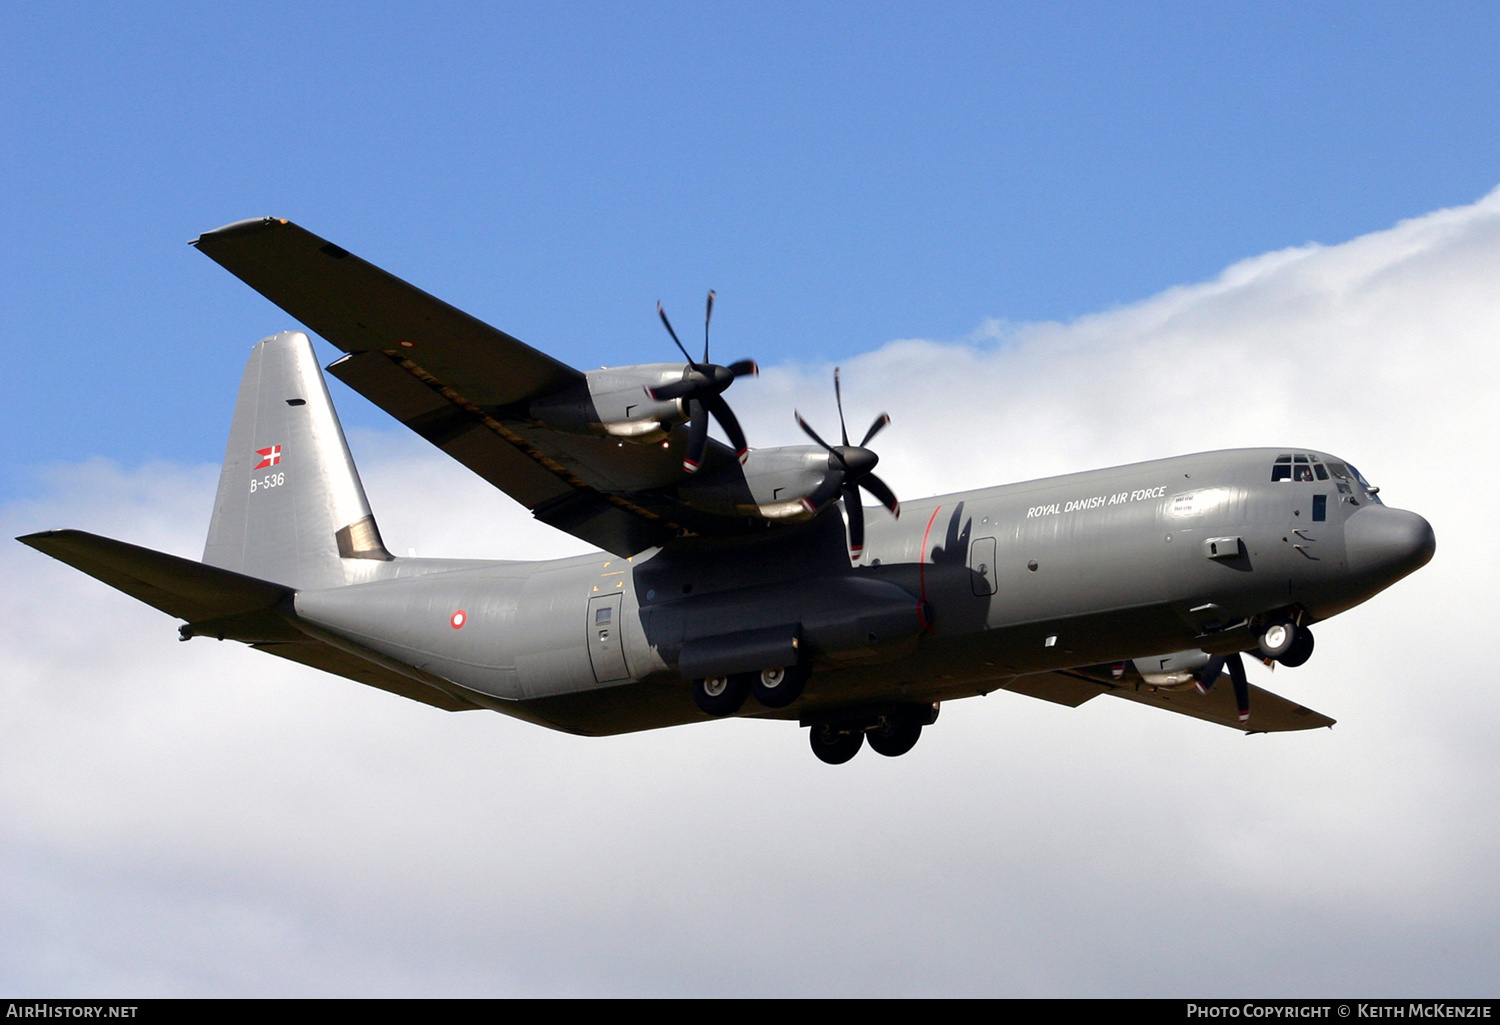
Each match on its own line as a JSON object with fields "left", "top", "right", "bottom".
{"left": 253, "top": 445, "right": 282, "bottom": 469}
{"left": 450, "top": 610, "right": 467, "bottom": 629}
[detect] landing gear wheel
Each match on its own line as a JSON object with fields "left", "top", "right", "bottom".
{"left": 752, "top": 663, "right": 809, "bottom": 709}
{"left": 810, "top": 725, "right": 864, "bottom": 765}
{"left": 692, "top": 675, "right": 749, "bottom": 717}
{"left": 1278, "top": 626, "right": 1315, "bottom": 667}
{"left": 867, "top": 710, "right": 923, "bottom": 757}
{"left": 1258, "top": 619, "right": 1298, "bottom": 660}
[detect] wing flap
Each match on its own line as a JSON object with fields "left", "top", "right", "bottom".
{"left": 1000, "top": 674, "right": 1103, "bottom": 708}
{"left": 326, "top": 349, "right": 577, "bottom": 509}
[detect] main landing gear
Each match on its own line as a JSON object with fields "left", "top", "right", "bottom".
{"left": 691, "top": 663, "right": 811, "bottom": 716}
{"left": 806, "top": 703, "right": 939, "bottom": 765}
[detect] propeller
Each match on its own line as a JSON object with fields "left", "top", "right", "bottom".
{"left": 649, "top": 291, "right": 758, "bottom": 473}
{"left": 795, "top": 368, "right": 900, "bottom": 560}
{"left": 1196, "top": 651, "right": 1251, "bottom": 724}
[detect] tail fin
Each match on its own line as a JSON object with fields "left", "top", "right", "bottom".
{"left": 204, "top": 331, "right": 392, "bottom": 590}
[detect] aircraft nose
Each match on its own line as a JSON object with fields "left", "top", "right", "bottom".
{"left": 1344, "top": 506, "right": 1435, "bottom": 584}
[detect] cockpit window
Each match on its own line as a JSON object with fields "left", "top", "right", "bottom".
{"left": 1272, "top": 453, "right": 1332, "bottom": 482}
{"left": 1346, "top": 463, "right": 1383, "bottom": 503}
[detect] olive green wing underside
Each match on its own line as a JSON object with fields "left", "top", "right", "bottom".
{"left": 1012, "top": 670, "right": 1335, "bottom": 732}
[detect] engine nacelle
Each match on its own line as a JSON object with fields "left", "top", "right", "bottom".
{"left": 529, "top": 363, "right": 689, "bottom": 443}
{"left": 1128, "top": 649, "right": 1212, "bottom": 690}
{"left": 677, "top": 445, "right": 837, "bottom": 520}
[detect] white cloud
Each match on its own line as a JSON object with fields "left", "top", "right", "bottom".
{"left": 6, "top": 189, "right": 1500, "bottom": 995}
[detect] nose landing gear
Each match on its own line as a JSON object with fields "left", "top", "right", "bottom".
{"left": 1257, "top": 618, "right": 1316, "bottom": 668}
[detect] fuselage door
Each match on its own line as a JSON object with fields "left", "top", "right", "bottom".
{"left": 586, "top": 594, "right": 630, "bottom": 683}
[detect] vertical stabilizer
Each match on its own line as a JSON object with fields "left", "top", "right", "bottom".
{"left": 204, "top": 331, "right": 391, "bottom": 590}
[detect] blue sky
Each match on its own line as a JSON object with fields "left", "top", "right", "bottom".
{"left": 6, "top": 2, "right": 1500, "bottom": 491}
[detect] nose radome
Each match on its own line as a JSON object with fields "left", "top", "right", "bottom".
{"left": 1345, "top": 506, "right": 1435, "bottom": 584}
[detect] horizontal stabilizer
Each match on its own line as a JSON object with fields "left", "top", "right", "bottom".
{"left": 20, "top": 529, "right": 481, "bottom": 712}
{"left": 19, "top": 529, "right": 290, "bottom": 623}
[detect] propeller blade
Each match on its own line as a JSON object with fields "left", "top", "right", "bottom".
{"left": 648, "top": 375, "right": 697, "bottom": 401}
{"left": 861, "top": 472, "right": 900, "bottom": 518}
{"left": 1196, "top": 654, "right": 1226, "bottom": 695}
{"left": 1227, "top": 652, "right": 1251, "bottom": 723}
{"left": 704, "top": 393, "right": 748, "bottom": 460}
{"left": 795, "top": 412, "right": 839, "bottom": 457}
{"left": 728, "top": 359, "right": 758, "bottom": 378}
{"left": 704, "top": 289, "right": 715, "bottom": 363}
{"left": 843, "top": 483, "right": 866, "bottom": 558}
{"left": 834, "top": 367, "right": 849, "bottom": 446}
{"left": 682, "top": 399, "right": 710, "bottom": 473}
{"left": 860, "top": 413, "right": 891, "bottom": 448}
{"left": 657, "top": 302, "right": 695, "bottom": 366}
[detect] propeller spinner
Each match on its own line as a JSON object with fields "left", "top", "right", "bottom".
{"left": 796, "top": 368, "right": 900, "bottom": 560}
{"left": 650, "top": 291, "right": 758, "bottom": 473}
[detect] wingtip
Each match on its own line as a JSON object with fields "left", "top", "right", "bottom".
{"left": 191, "top": 216, "right": 289, "bottom": 247}
{"left": 16, "top": 528, "right": 69, "bottom": 547}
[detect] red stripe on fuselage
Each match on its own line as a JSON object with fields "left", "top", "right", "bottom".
{"left": 918, "top": 504, "right": 942, "bottom": 627}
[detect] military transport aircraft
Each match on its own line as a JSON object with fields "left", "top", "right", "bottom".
{"left": 20, "top": 218, "right": 1436, "bottom": 763}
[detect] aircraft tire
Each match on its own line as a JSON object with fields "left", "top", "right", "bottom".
{"left": 751, "top": 663, "right": 809, "bottom": 709}
{"left": 692, "top": 675, "right": 749, "bottom": 716}
{"left": 809, "top": 725, "right": 864, "bottom": 765}
{"left": 1277, "top": 627, "right": 1315, "bottom": 667}
{"left": 867, "top": 712, "right": 922, "bottom": 757}
{"left": 1257, "top": 619, "right": 1298, "bottom": 660}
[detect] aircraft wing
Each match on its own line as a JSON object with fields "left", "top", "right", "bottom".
{"left": 192, "top": 218, "right": 739, "bottom": 556}
{"left": 1019, "top": 669, "right": 1335, "bottom": 733}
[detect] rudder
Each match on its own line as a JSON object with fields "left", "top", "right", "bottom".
{"left": 204, "top": 330, "right": 392, "bottom": 589}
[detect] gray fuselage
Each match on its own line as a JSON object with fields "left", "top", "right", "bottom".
{"left": 291, "top": 447, "right": 1433, "bottom": 736}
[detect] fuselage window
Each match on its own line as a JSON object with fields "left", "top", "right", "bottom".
{"left": 1312, "top": 494, "right": 1327, "bottom": 521}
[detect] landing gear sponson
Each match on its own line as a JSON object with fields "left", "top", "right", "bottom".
{"left": 692, "top": 662, "right": 812, "bottom": 716}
